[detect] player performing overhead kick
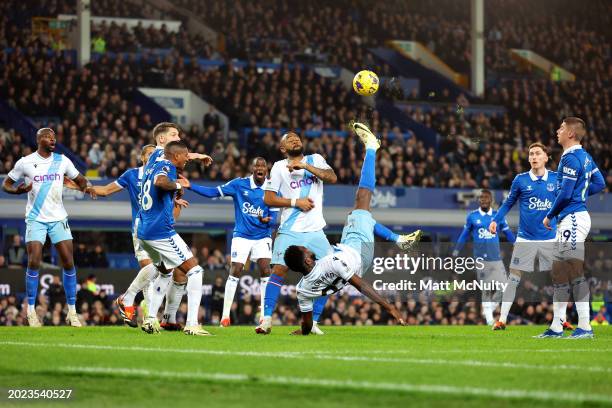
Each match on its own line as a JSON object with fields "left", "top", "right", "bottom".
{"left": 178, "top": 157, "right": 278, "bottom": 327}
{"left": 537, "top": 117, "right": 605, "bottom": 339}
{"left": 488, "top": 143, "right": 572, "bottom": 331}
{"left": 2, "top": 128, "right": 96, "bottom": 327}
{"left": 453, "top": 189, "right": 516, "bottom": 326}
{"left": 137, "top": 141, "right": 209, "bottom": 336}
{"left": 283, "top": 122, "right": 420, "bottom": 335}
{"left": 257, "top": 130, "right": 418, "bottom": 335}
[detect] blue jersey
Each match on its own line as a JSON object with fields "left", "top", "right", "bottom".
{"left": 137, "top": 159, "right": 177, "bottom": 240}
{"left": 218, "top": 176, "right": 278, "bottom": 240}
{"left": 547, "top": 145, "right": 604, "bottom": 222}
{"left": 116, "top": 167, "right": 143, "bottom": 230}
{"left": 456, "top": 208, "right": 515, "bottom": 261}
{"left": 493, "top": 170, "right": 558, "bottom": 240}
{"left": 144, "top": 147, "right": 164, "bottom": 173}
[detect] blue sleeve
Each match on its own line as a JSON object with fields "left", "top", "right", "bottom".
{"left": 547, "top": 155, "right": 580, "bottom": 219}
{"left": 454, "top": 215, "right": 472, "bottom": 254}
{"left": 116, "top": 170, "right": 131, "bottom": 189}
{"left": 189, "top": 183, "right": 222, "bottom": 198}
{"left": 493, "top": 176, "right": 520, "bottom": 223}
{"left": 547, "top": 179, "right": 577, "bottom": 219}
{"left": 218, "top": 179, "right": 239, "bottom": 197}
{"left": 500, "top": 219, "right": 516, "bottom": 243}
{"left": 153, "top": 162, "right": 173, "bottom": 180}
{"left": 588, "top": 168, "right": 605, "bottom": 196}
{"left": 268, "top": 209, "right": 279, "bottom": 226}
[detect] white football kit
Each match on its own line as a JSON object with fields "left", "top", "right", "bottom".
{"left": 8, "top": 152, "right": 79, "bottom": 222}
{"left": 8, "top": 152, "right": 80, "bottom": 244}
{"left": 296, "top": 244, "right": 362, "bottom": 312}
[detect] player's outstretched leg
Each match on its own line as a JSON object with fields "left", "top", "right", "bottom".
{"left": 117, "top": 263, "right": 158, "bottom": 327}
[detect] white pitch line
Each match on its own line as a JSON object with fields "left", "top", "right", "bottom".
{"left": 1, "top": 340, "right": 611, "bottom": 373}
{"left": 55, "top": 365, "right": 612, "bottom": 404}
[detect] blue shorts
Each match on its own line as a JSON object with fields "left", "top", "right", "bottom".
{"left": 272, "top": 230, "right": 332, "bottom": 266}
{"left": 340, "top": 209, "right": 376, "bottom": 270}
{"left": 25, "top": 218, "right": 73, "bottom": 244}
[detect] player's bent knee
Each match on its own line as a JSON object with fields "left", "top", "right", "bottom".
{"left": 272, "top": 264, "right": 289, "bottom": 277}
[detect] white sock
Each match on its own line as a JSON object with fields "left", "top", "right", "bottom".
{"left": 572, "top": 276, "right": 591, "bottom": 330}
{"left": 482, "top": 302, "right": 494, "bottom": 325}
{"left": 551, "top": 283, "right": 570, "bottom": 332}
{"left": 259, "top": 277, "right": 269, "bottom": 317}
{"left": 163, "top": 281, "right": 186, "bottom": 324}
{"left": 186, "top": 266, "right": 204, "bottom": 327}
{"left": 500, "top": 274, "right": 520, "bottom": 324}
{"left": 28, "top": 304, "right": 36, "bottom": 314}
{"left": 222, "top": 276, "right": 239, "bottom": 319}
{"left": 67, "top": 304, "right": 76, "bottom": 314}
{"left": 123, "top": 263, "right": 157, "bottom": 306}
{"left": 147, "top": 272, "right": 172, "bottom": 319}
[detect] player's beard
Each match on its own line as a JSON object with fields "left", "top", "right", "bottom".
{"left": 287, "top": 146, "right": 304, "bottom": 157}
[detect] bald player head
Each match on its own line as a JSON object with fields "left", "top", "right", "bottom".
{"left": 36, "top": 128, "right": 57, "bottom": 155}
{"left": 280, "top": 131, "right": 303, "bottom": 158}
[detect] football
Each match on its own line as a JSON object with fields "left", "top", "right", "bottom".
{"left": 352, "top": 70, "right": 379, "bottom": 96}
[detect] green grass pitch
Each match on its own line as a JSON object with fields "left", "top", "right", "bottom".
{"left": 1, "top": 325, "right": 611, "bottom": 407}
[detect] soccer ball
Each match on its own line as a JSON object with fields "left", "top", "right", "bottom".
{"left": 353, "top": 70, "right": 379, "bottom": 96}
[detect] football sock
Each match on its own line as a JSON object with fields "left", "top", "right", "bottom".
{"left": 313, "top": 296, "right": 328, "bottom": 322}
{"left": 499, "top": 274, "right": 521, "bottom": 324}
{"left": 374, "top": 223, "right": 399, "bottom": 242}
{"left": 186, "top": 266, "right": 204, "bottom": 327}
{"left": 259, "top": 277, "right": 269, "bottom": 318}
{"left": 25, "top": 268, "right": 39, "bottom": 313}
{"left": 147, "top": 271, "right": 172, "bottom": 319}
{"left": 123, "top": 263, "right": 157, "bottom": 306}
{"left": 571, "top": 276, "right": 591, "bottom": 330}
{"left": 358, "top": 148, "right": 377, "bottom": 192}
{"left": 551, "top": 283, "right": 570, "bottom": 332}
{"left": 163, "top": 280, "right": 186, "bottom": 324}
{"left": 62, "top": 267, "right": 77, "bottom": 308}
{"left": 222, "top": 275, "right": 239, "bottom": 318}
{"left": 264, "top": 274, "right": 284, "bottom": 317}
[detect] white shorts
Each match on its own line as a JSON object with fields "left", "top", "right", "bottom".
{"left": 132, "top": 231, "right": 151, "bottom": 262}
{"left": 230, "top": 237, "right": 272, "bottom": 264}
{"left": 555, "top": 211, "right": 591, "bottom": 261}
{"left": 138, "top": 234, "right": 193, "bottom": 269}
{"left": 478, "top": 260, "right": 507, "bottom": 283}
{"left": 510, "top": 238, "right": 555, "bottom": 272}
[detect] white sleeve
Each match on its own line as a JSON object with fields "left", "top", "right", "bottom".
{"left": 7, "top": 158, "right": 25, "bottom": 181}
{"left": 263, "top": 162, "right": 282, "bottom": 193}
{"left": 332, "top": 255, "right": 356, "bottom": 282}
{"left": 63, "top": 157, "right": 80, "bottom": 180}
{"left": 312, "top": 153, "right": 332, "bottom": 170}
{"left": 297, "top": 292, "right": 314, "bottom": 313}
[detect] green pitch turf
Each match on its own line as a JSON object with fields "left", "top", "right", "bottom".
{"left": 1, "top": 325, "right": 611, "bottom": 407}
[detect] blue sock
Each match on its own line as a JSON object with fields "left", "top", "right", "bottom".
{"left": 358, "top": 148, "right": 377, "bottom": 192}
{"left": 313, "top": 296, "right": 328, "bottom": 322}
{"left": 63, "top": 267, "right": 77, "bottom": 306}
{"left": 374, "top": 223, "right": 399, "bottom": 242}
{"left": 264, "top": 274, "right": 284, "bottom": 317}
{"left": 26, "top": 268, "right": 39, "bottom": 306}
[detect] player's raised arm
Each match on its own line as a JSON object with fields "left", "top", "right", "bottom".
{"left": 287, "top": 153, "right": 337, "bottom": 184}
{"left": 348, "top": 274, "right": 405, "bottom": 325}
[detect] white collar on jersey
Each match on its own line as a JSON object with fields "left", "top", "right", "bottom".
{"left": 561, "top": 144, "right": 582, "bottom": 157}
{"left": 478, "top": 208, "right": 493, "bottom": 216}
{"left": 529, "top": 168, "right": 549, "bottom": 181}
{"left": 249, "top": 175, "right": 258, "bottom": 189}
